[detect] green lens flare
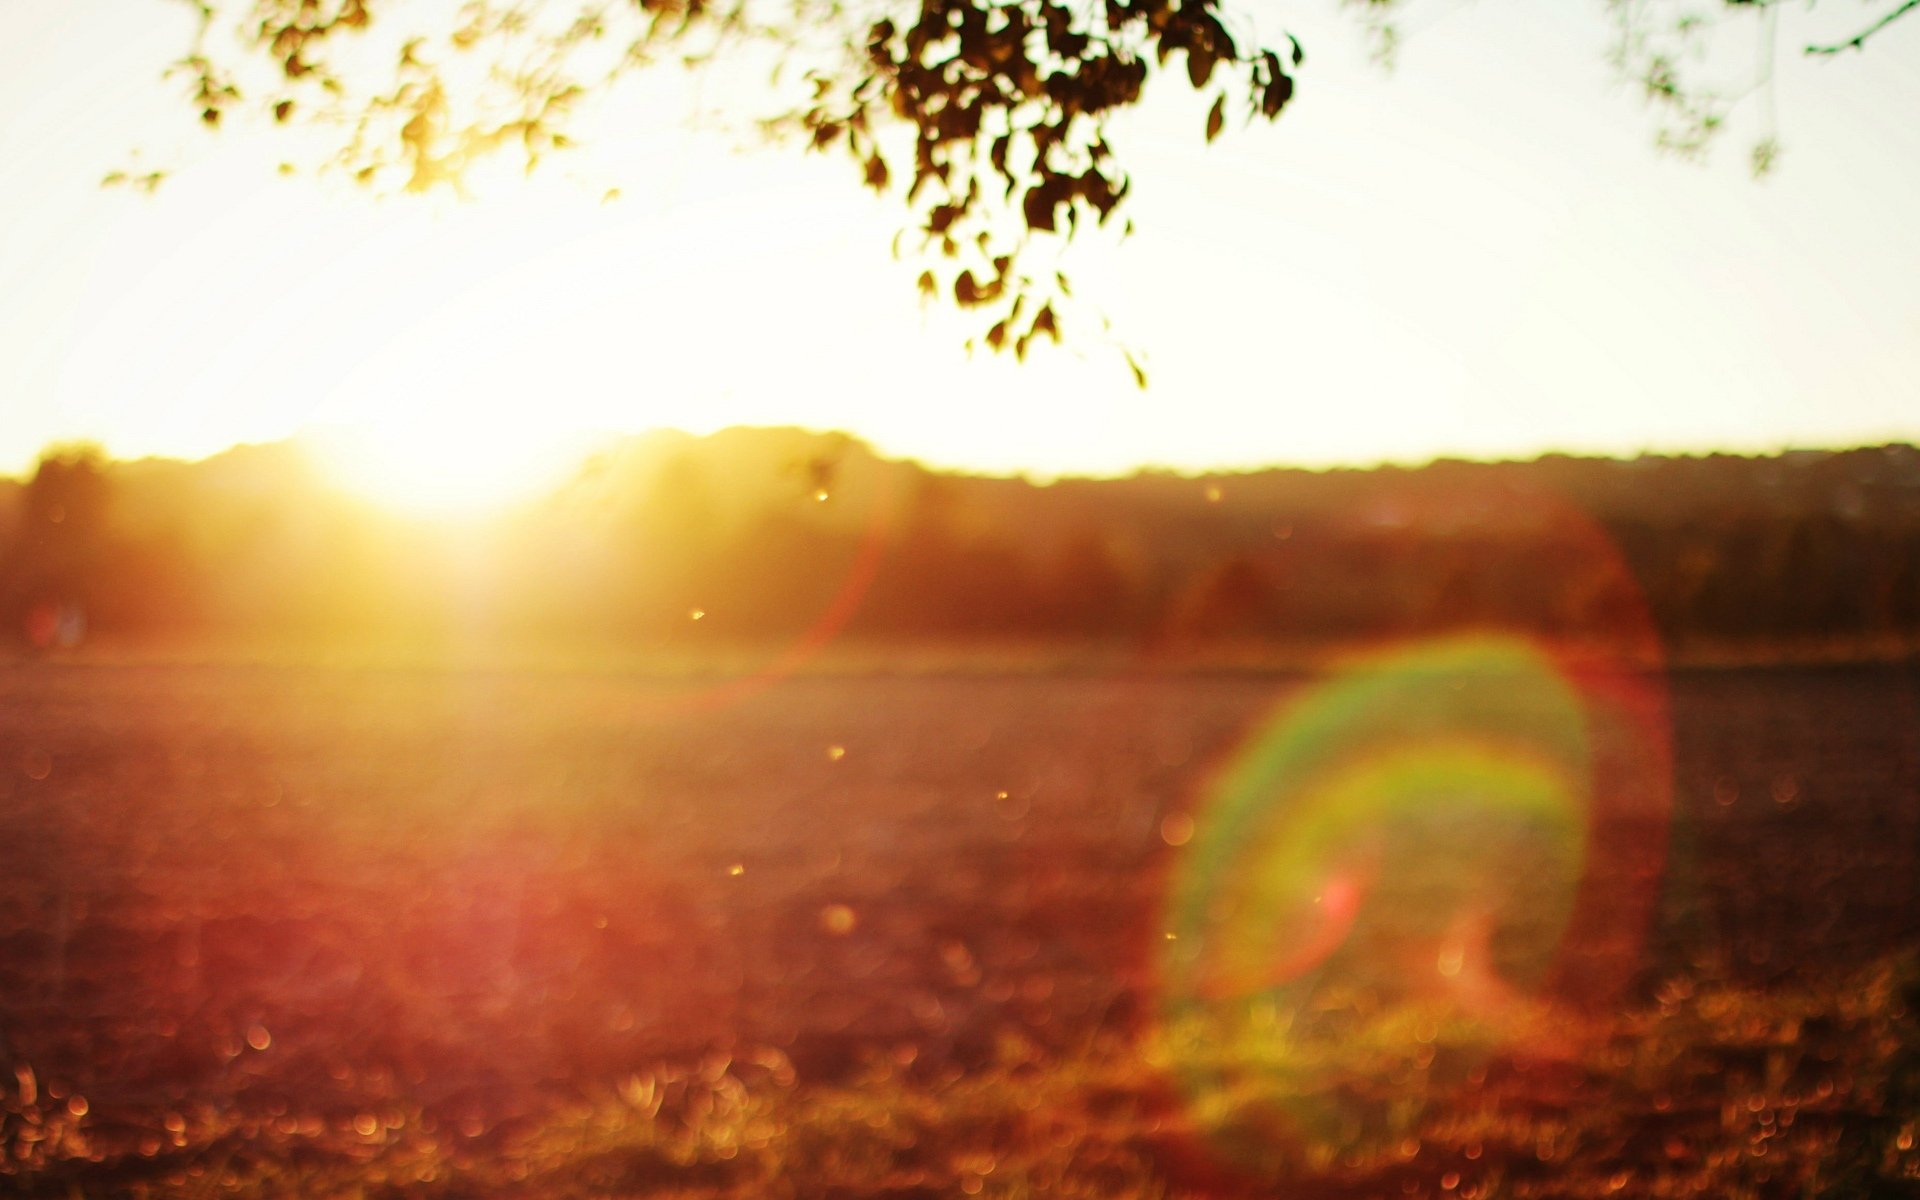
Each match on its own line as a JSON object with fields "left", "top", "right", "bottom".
{"left": 1155, "top": 634, "right": 1660, "bottom": 1163}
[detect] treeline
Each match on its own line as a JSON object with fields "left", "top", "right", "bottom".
{"left": 2, "top": 430, "right": 1918, "bottom": 659}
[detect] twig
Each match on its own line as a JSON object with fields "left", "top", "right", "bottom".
{"left": 1806, "top": 0, "right": 1920, "bottom": 56}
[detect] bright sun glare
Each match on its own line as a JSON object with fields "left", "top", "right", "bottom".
{"left": 308, "top": 419, "right": 597, "bottom": 516}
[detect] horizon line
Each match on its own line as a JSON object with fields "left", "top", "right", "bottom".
{"left": 7, "top": 425, "right": 1920, "bottom": 490}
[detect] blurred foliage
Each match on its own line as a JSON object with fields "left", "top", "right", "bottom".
{"left": 1351, "top": 0, "right": 1918, "bottom": 178}
{"left": 5, "top": 925, "right": 1919, "bottom": 1197}
{"left": 149, "top": 1, "right": 1917, "bottom": 360}
{"left": 166, "top": 0, "right": 1301, "bottom": 362}
{"left": 1601, "top": 0, "right": 1918, "bottom": 175}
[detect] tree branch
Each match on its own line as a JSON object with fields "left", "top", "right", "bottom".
{"left": 1806, "top": 0, "right": 1920, "bottom": 56}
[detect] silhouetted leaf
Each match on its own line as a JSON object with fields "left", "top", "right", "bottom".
{"left": 1261, "top": 71, "right": 1294, "bottom": 118}
{"left": 1206, "top": 94, "right": 1225, "bottom": 142}
{"left": 1033, "top": 304, "right": 1059, "bottom": 343}
{"left": 1187, "top": 44, "right": 1216, "bottom": 88}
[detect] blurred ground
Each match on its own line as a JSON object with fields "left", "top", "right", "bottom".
{"left": 0, "top": 658, "right": 1916, "bottom": 1197}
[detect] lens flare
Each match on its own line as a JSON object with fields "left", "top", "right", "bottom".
{"left": 1155, "top": 632, "right": 1670, "bottom": 1167}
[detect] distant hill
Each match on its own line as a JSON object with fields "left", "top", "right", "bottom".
{"left": 2, "top": 433, "right": 1917, "bottom": 663}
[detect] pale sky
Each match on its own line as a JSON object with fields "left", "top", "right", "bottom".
{"left": 2, "top": 0, "right": 1918, "bottom": 506}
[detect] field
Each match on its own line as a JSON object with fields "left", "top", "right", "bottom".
{"left": 1, "top": 654, "right": 1918, "bottom": 1198}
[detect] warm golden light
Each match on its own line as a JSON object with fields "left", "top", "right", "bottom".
{"left": 306, "top": 419, "right": 595, "bottom": 516}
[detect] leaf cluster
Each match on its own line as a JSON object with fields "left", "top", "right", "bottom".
{"left": 163, "top": 0, "right": 1301, "bottom": 364}
{"left": 791, "top": 0, "right": 1298, "bottom": 357}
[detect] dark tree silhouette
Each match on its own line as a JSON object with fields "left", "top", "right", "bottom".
{"left": 0, "top": 446, "right": 110, "bottom": 646}
{"left": 163, "top": 0, "right": 1299, "bottom": 367}
{"left": 152, "top": 2, "right": 1913, "bottom": 359}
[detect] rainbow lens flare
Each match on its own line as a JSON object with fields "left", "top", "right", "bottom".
{"left": 1155, "top": 633, "right": 1670, "bottom": 1167}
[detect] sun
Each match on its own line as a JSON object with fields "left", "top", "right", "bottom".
{"left": 305, "top": 417, "right": 594, "bottom": 517}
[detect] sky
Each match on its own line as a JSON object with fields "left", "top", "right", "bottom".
{"left": 2, "top": 0, "right": 1919, "bottom": 506}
